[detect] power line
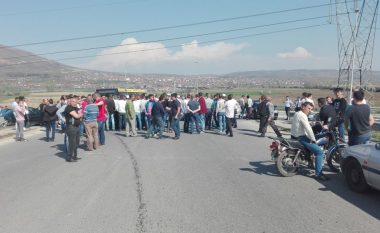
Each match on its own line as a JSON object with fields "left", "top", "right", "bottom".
{"left": 0, "top": 0, "right": 354, "bottom": 49}
{"left": 0, "top": 0, "right": 150, "bottom": 17}
{"left": 0, "top": 23, "right": 330, "bottom": 68}
{"left": 3, "top": 13, "right": 348, "bottom": 61}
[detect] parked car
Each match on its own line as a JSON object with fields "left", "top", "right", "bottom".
{"left": 340, "top": 143, "right": 380, "bottom": 193}
{"left": 1, "top": 107, "right": 42, "bottom": 126}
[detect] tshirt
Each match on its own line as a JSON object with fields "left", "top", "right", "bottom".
{"left": 96, "top": 98, "right": 106, "bottom": 121}
{"left": 170, "top": 99, "right": 181, "bottom": 117}
{"left": 187, "top": 100, "right": 200, "bottom": 112}
{"left": 345, "top": 104, "right": 371, "bottom": 136}
{"left": 64, "top": 105, "right": 81, "bottom": 127}
{"left": 84, "top": 104, "right": 99, "bottom": 123}
{"left": 225, "top": 99, "right": 238, "bottom": 118}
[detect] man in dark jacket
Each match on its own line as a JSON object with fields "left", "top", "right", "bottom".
{"left": 258, "top": 95, "right": 269, "bottom": 135}
{"left": 146, "top": 96, "right": 165, "bottom": 139}
{"left": 43, "top": 99, "right": 58, "bottom": 142}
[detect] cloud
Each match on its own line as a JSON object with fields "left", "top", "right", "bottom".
{"left": 85, "top": 38, "right": 245, "bottom": 71}
{"left": 277, "top": 47, "right": 312, "bottom": 59}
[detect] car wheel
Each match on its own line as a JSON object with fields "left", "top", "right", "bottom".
{"left": 344, "top": 159, "right": 370, "bottom": 193}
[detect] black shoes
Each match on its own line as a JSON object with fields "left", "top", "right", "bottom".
{"left": 315, "top": 173, "right": 330, "bottom": 181}
{"left": 173, "top": 136, "right": 180, "bottom": 140}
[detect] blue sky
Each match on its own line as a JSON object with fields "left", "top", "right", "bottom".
{"left": 0, "top": 0, "right": 378, "bottom": 74}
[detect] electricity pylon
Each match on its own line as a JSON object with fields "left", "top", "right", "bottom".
{"left": 334, "top": 0, "right": 379, "bottom": 104}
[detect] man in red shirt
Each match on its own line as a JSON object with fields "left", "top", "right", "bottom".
{"left": 198, "top": 92, "right": 207, "bottom": 132}
{"left": 94, "top": 93, "right": 106, "bottom": 145}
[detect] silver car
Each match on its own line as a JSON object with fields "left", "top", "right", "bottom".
{"left": 340, "top": 143, "right": 380, "bottom": 193}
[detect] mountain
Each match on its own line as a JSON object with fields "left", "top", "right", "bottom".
{"left": 0, "top": 45, "right": 379, "bottom": 94}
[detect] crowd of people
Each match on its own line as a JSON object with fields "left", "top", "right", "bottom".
{"left": 7, "top": 88, "right": 375, "bottom": 168}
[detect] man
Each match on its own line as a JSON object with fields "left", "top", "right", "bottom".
{"left": 116, "top": 95, "right": 127, "bottom": 131}
{"left": 182, "top": 94, "right": 190, "bottom": 133}
{"left": 345, "top": 90, "right": 375, "bottom": 146}
{"left": 284, "top": 96, "right": 293, "bottom": 120}
{"left": 291, "top": 102, "right": 328, "bottom": 181}
{"left": 198, "top": 92, "right": 207, "bottom": 132}
{"left": 332, "top": 87, "right": 347, "bottom": 140}
{"left": 133, "top": 95, "right": 142, "bottom": 131}
{"left": 14, "top": 96, "right": 26, "bottom": 142}
{"left": 168, "top": 93, "right": 181, "bottom": 140}
{"left": 63, "top": 95, "right": 82, "bottom": 162}
{"left": 43, "top": 99, "right": 58, "bottom": 142}
{"left": 187, "top": 95, "right": 201, "bottom": 134}
{"left": 83, "top": 96, "right": 99, "bottom": 151}
{"left": 260, "top": 96, "right": 282, "bottom": 137}
{"left": 146, "top": 96, "right": 165, "bottom": 139}
{"left": 205, "top": 93, "right": 213, "bottom": 130}
{"left": 224, "top": 94, "right": 238, "bottom": 137}
{"left": 258, "top": 95, "right": 268, "bottom": 135}
{"left": 317, "top": 97, "right": 337, "bottom": 130}
{"left": 105, "top": 95, "right": 116, "bottom": 131}
{"left": 246, "top": 95, "right": 253, "bottom": 119}
{"left": 238, "top": 95, "right": 245, "bottom": 118}
{"left": 125, "top": 94, "right": 137, "bottom": 137}
{"left": 140, "top": 94, "right": 147, "bottom": 130}
{"left": 145, "top": 94, "right": 155, "bottom": 131}
{"left": 216, "top": 94, "right": 226, "bottom": 134}
{"left": 94, "top": 93, "right": 106, "bottom": 145}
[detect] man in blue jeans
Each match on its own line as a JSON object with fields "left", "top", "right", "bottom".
{"left": 291, "top": 101, "right": 329, "bottom": 181}
{"left": 168, "top": 93, "right": 181, "bottom": 140}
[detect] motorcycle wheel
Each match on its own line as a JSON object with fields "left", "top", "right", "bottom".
{"left": 327, "top": 146, "right": 344, "bottom": 173}
{"left": 276, "top": 150, "right": 299, "bottom": 177}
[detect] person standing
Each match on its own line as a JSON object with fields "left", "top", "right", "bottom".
{"left": 116, "top": 95, "right": 127, "bottom": 131}
{"left": 205, "top": 93, "right": 213, "bottom": 130}
{"left": 284, "top": 96, "right": 293, "bottom": 120}
{"left": 83, "top": 96, "right": 99, "bottom": 151}
{"left": 94, "top": 93, "right": 106, "bottom": 145}
{"left": 105, "top": 95, "right": 116, "bottom": 131}
{"left": 43, "top": 99, "right": 58, "bottom": 142}
{"left": 146, "top": 96, "right": 165, "bottom": 139}
{"left": 332, "top": 87, "right": 348, "bottom": 140}
{"left": 14, "top": 97, "right": 26, "bottom": 142}
{"left": 258, "top": 95, "right": 268, "bottom": 134}
{"left": 317, "top": 97, "right": 337, "bottom": 130}
{"left": 125, "top": 95, "right": 137, "bottom": 137}
{"left": 63, "top": 95, "right": 82, "bottom": 162}
{"left": 187, "top": 95, "right": 201, "bottom": 134}
{"left": 345, "top": 90, "right": 375, "bottom": 146}
{"left": 133, "top": 95, "right": 142, "bottom": 131}
{"left": 168, "top": 93, "right": 181, "bottom": 140}
{"left": 216, "top": 94, "right": 226, "bottom": 134}
{"left": 246, "top": 95, "right": 253, "bottom": 119}
{"left": 224, "top": 94, "right": 238, "bottom": 137}
{"left": 198, "top": 92, "right": 207, "bottom": 132}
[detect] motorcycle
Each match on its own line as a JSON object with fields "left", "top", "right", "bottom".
{"left": 268, "top": 136, "right": 314, "bottom": 177}
{"left": 268, "top": 129, "right": 346, "bottom": 176}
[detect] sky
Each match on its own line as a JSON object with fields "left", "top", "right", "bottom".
{"left": 0, "top": 0, "right": 379, "bottom": 74}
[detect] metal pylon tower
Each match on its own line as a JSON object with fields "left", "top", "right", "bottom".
{"left": 334, "top": 0, "right": 379, "bottom": 103}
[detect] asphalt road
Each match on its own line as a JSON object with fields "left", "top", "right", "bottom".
{"left": 0, "top": 120, "right": 379, "bottom": 233}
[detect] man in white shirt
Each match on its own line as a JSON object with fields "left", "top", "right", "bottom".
{"left": 291, "top": 102, "right": 328, "bottom": 181}
{"left": 116, "top": 95, "right": 127, "bottom": 131}
{"left": 224, "top": 94, "right": 238, "bottom": 137}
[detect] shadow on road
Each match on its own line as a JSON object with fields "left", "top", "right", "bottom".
{"left": 240, "top": 161, "right": 280, "bottom": 177}
{"left": 241, "top": 159, "right": 380, "bottom": 220}
{"left": 51, "top": 144, "right": 67, "bottom": 160}
{"left": 316, "top": 172, "right": 380, "bottom": 220}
